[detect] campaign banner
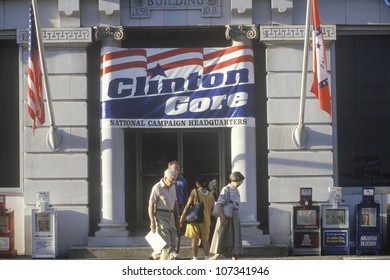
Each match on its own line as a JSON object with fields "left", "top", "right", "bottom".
{"left": 100, "top": 46, "right": 255, "bottom": 128}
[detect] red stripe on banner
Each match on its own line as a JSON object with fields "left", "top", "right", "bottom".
{"left": 148, "top": 48, "right": 203, "bottom": 63}
{"left": 164, "top": 58, "right": 203, "bottom": 68}
{"left": 203, "top": 45, "right": 249, "bottom": 60}
{"left": 203, "top": 55, "right": 253, "bottom": 74}
{"left": 145, "top": 58, "right": 204, "bottom": 76}
{"left": 100, "top": 61, "right": 147, "bottom": 76}
{"left": 100, "top": 49, "right": 147, "bottom": 63}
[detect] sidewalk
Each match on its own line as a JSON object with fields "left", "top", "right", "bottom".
{"left": 66, "top": 244, "right": 289, "bottom": 260}
{"left": 3, "top": 243, "right": 389, "bottom": 260}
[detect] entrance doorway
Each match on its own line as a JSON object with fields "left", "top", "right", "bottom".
{"left": 125, "top": 129, "right": 230, "bottom": 232}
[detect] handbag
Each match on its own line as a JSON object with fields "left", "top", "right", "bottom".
{"left": 212, "top": 202, "right": 233, "bottom": 218}
{"left": 212, "top": 187, "right": 234, "bottom": 218}
{"left": 184, "top": 190, "right": 204, "bottom": 224}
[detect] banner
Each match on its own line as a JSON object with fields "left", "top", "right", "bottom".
{"left": 100, "top": 46, "right": 255, "bottom": 128}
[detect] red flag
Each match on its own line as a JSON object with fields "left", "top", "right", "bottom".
{"left": 27, "top": 1, "right": 45, "bottom": 134}
{"left": 310, "top": 0, "right": 331, "bottom": 117}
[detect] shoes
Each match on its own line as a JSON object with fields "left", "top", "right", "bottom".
{"left": 148, "top": 254, "right": 156, "bottom": 260}
{"left": 169, "top": 252, "right": 179, "bottom": 260}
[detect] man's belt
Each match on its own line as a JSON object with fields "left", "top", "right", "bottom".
{"left": 156, "top": 209, "right": 174, "bottom": 213}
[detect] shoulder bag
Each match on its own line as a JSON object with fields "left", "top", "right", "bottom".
{"left": 184, "top": 190, "right": 204, "bottom": 224}
{"left": 212, "top": 187, "right": 234, "bottom": 218}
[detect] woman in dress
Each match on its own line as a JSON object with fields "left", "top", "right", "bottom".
{"left": 210, "top": 171, "right": 245, "bottom": 260}
{"left": 180, "top": 176, "right": 215, "bottom": 260}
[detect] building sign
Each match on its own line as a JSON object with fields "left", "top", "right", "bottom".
{"left": 130, "top": 0, "right": 221, "bottom": 18}
{"left": 100, "top": 46, "right": 255, "bottom": 128}
{"left": 354, "top": 156, "right": 380, "bottom": 174}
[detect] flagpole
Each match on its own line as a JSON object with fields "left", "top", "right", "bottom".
{"left": 292, "top": 0, "right": 311, "bottom": 149}
{"left": 31, "top": 0, "right": 61, "bottom": 151}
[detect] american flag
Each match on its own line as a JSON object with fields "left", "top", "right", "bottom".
{"left": 27, "top": 1, "right": 45, "bottom": 134}
{"left": 310, "top": 0, "right": 331, "bottom": 117}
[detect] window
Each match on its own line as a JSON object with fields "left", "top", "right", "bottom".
{"left": 336, "top": 36, "right": 390, "bottom": 186}
{"left": 0, "top": 40, "right": 19, "bottom": 188}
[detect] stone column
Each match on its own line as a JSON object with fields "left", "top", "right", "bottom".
{"left": 226, "top": 25, "right": 270, "bottom": 245}
{"left": 88, "top": 26, "right": 131, "bottom": 246}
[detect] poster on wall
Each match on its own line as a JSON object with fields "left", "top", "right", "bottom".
{"left": 100, "top": 46, "right": 255, "bottom": 128}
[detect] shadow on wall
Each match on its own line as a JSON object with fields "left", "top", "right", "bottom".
{"left": 268, "top": 205, "right": 293, "bottom": 249}
{"left": 303, "top": 126, "right": 332, "bottom": 149}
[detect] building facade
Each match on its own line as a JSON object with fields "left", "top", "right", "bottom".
{"left": 1, "top": 0, "right": 390, "bottom": 256}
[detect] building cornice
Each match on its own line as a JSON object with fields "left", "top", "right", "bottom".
{"left": 17, "top": 27, "right": 92, "bottom": 48}
{"left": 260, "top": 25, "right": 336, "bottom": 44}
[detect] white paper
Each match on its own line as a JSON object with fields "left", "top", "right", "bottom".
{"left": 145, "top": 231, "right": 166, "bottom": 252}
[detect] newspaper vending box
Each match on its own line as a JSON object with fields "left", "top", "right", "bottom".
{"left": 321, "top": 187, "right": 350, "bottom": 255}
{"left": 292, "top": 188, "right": 321, "bottom": 255}
{"left": 355, "top": 188, "right": 380, "bottom": 255}
{"left": 322, "top": 205, "right": 350, "bottom": 255}
{"left": 0, "top": 194, "right": 17, "bottom": 257}
{"left": 32, "top": 192, "right": 58, "bottom": 258}
{"left": 32, "top": 210, "right": 58, "bottom": 258}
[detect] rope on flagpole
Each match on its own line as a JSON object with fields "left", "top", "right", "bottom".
{"left": 31, "top": 0, "right": 61, "bottom": 151}
{"left": 292, "top": 0, "right": 312, "bottom": 149}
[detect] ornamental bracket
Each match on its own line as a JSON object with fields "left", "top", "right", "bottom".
{"left": 94, "top": 26, "right": 125, "bottom": 41}
{"left": 225, "top": 25, "right": 258, "bottom": 40}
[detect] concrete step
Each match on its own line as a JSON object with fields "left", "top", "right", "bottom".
{"left": 67, "top": 244, "right": 288, "bottom": 260}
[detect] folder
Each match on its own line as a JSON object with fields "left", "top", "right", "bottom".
{"left": 145, "top": 231, "right": 166, "bottom": 252}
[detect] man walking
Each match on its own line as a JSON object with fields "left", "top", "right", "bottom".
{"left": 148, "top": 168, "right": 180, "bottom": 260}
{"left": 168, "top": 160, "right": 188, "bottom": 258}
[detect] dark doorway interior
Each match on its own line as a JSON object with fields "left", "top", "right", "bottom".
{"left": 124, "top": 129, "right": 228, "bottom": 233}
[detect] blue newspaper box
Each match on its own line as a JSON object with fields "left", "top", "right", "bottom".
{"left": 355, "top": 188, "right": 380, "bottom": 255}
{"left": 322, "top": 205, "right": 350, "bottom": 255}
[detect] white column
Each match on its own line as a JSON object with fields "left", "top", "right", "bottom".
{"left": 229, "top": 26, "right": 270, "bottom": 245}
{"left": 89, "top": 29, "right": 130, "bottom": 246}
{"left": 96, "top": 127, "right": 128, "bottom": 237}
{"left": 231, "top": 126, "right": 258, "bottom": 226}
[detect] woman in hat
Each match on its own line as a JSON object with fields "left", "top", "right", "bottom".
{"left": 209, "top": 171, "right": 245, "bottom": 260}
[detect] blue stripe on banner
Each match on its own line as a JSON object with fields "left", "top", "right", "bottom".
{"left": 385, "top": 0, "right": 390, "bottom": 8}
{"left": 101, "top": 84, "right": 254, "bottom": 120}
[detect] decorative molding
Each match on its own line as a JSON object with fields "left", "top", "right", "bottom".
{"left": 94, "top": 26, "right": 125, "bottom": 41}
{"left": 130, "top": 0, "right": 221, "bottom": 18}
{"left": 231, "top": 0, "right": 251, "bottom": 14}
{"left": 99, "top": 0, "right": 120, "bottom": 16}
{"left": 225, "top": 25, "right": 258, "bottom": 40}
{"left": 58, "top": 0, "right": 80, "bottom": 16}
{"left": 17, "top": 27, "right": 92, "bottom": 47}
{"left": 271, "top": 0, "right": 293, "bottom": 13}
{"left": 260, "top": 25, "right": 336, "bottom": 43}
